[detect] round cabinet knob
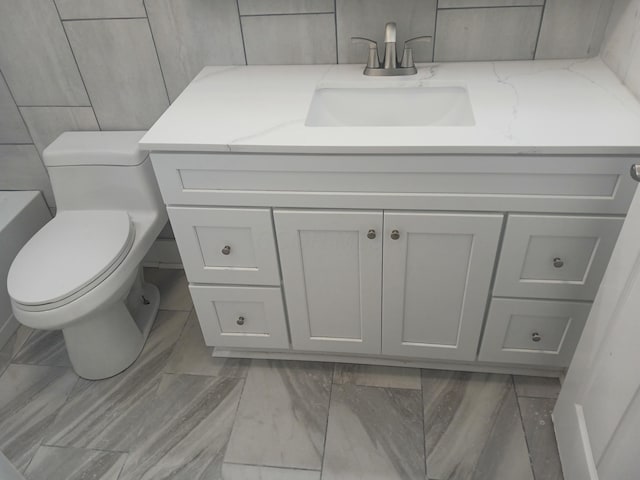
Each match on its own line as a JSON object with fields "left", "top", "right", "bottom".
{"left": 221, "top": 245, "right": 231, "bottom": 255}
{"left": 367, "top": 229, "right": 376, "bottom": 240}
{"left": 531, "top": 332, "right": 542, "bottom": 343}
{"left": 236, "top": 316, "right": 245, "bottom": 326}
{"left": 553, "top": 257, "right": 564, "bottom": 268}
{"left": 390, "top": 230, "right": 400, "bottom": 240}
{"left": 631, "top": 164, "right": 640, "bottom": 182}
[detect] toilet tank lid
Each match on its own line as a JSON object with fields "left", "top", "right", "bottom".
{"left": 43, "top": 131, "right": 148, "bottom": 167}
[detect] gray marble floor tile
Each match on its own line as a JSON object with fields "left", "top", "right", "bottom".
{"left": 0, "top": 326, "right": 32, "bottom": 376}
{"left": 64, "top": 19, "right": 169, "bottom": 130}
{"left": 241, "top": 14, "right": 336, "bottom": 65}
{"left": 118, "top": 373, "right": 244, "bottom": 480}
{"left": 165, "top": 310, "right": 250, "bottom": 377}
{"left": 224, "top": 360, "right": 333, "bottom": 470}
{"left": 20, "top": 107, "right": 99, "bottom": 156}
{"left": 0, "top": 364, "right": 77, "bottom": 472}
{"left": 514, "top": 375, "right": 561, "bottom": 399}
{"left": 43, "top": 310, "right": 188, "bottom": 452}
{"left": 0, "top": 0, "right": 89, "bottom": 106}
{"left": 333, "top": 363, "right": 421, "bottom": 390}
{"left": 422, "top": 370, "right": 534, "bottom": 480}
{"left": 24, "top": 445, "right": 126, "bottom": 480}
{"left": 222, "top": 463, "right": 321, "bottom": 479}
{"left": 322, "top": 384, "right": 425, "bottom": 480}
{"left": 519, "top": 397, "right": 564, "bottom": 480}
{"left": 144, "top": 268, "right": 192, "bottom": 311}
{"left": 146, "top": 0, "right": 245, "bottom": 102}
{"left": 13, "top": 329, "right": 71, "bottom": 368}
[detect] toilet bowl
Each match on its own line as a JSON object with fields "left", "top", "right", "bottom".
{"left": 7, "top": 131, "right": 168, "bottom": 380}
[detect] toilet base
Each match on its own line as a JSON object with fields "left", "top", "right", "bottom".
{"left": 62, "top": 281, "right": 160, "bottom": 380}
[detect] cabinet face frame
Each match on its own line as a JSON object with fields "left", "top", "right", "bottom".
{"left": 382, "top": 212, "right": 503, "bottom": 361}
{"left": 274, "top": 209, "right": 383, "bottom": 355}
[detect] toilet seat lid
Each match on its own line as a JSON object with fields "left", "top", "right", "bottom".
{"left": 8, "top": 210, "right": 135, "bottom": 307}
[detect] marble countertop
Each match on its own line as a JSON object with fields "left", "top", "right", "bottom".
{"left": 141, "top": 58, "right": 640, "bottom": 155}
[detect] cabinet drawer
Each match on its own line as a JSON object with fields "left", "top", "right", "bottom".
{"left": 494, "top": 215, "right": 623, "bottom": 300}
{"left": 478, "top": 298, "right": 591, "bottom": 367}
{"left": 168, "top": 207, "right": 280, "bottom": 285}
{"left": 190, "top": 285, "right": 289, "bottom": 349}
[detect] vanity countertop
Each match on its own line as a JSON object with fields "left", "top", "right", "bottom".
{"left": 141, "top": 58, "right": 640, "bottom": 155}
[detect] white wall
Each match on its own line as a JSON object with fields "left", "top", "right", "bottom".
{"left": 601, "top": 0, "right": 640, "bottom": 100}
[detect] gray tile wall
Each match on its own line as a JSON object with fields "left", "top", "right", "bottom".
{"left": 601, "top": 0, "right": 640, "bottom": 100}
{"left": 0, "top": 0, "right": 614, "bottom": 207}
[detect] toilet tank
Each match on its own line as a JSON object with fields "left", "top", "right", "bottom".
{"left": 43, "top": 131, "right": 165, "bottom": 213}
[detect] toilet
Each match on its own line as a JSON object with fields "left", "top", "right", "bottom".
{"left": 7, "top": 131, "right": 168, "bottom": 380}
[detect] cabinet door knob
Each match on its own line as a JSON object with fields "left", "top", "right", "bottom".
{"left": 390, "top": 229, "right": 400, "bottom": 240}
{"left": 532, "top": 332, "right": 542, "bottom": 342}
{"left": 553, "top": 257, "right": 564, "bottom": 268}
{"left": 367, "top": 229, "right": 376, "bottom": 239}
{"left": 222, "top": 245, "right": 231, "bottom": 255}
{"left": 631, "top": 164, "right": 640, "bottom": 182}
{"left": 237, "top": 316, "right": 245, "bottom": 326}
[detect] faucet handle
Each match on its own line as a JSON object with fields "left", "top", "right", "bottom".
{"left": 401, "top": 36, "right": 433, "bottom": 68}
{"left": 351, "top": 37, "right": 380, "bottom": 68}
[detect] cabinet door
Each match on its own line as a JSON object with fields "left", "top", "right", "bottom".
{"left": 274, "top": 209, "right": 382, "bottom": 354}
{"left": 382, "top": 212, "right": 503, "bottom": 361}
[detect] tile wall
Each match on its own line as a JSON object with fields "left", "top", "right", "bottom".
{"left": 601, "top": 0, "right": 640, "bottom": 100}
{"left": 0, "top": 0, "right": 615, "bottom": 210}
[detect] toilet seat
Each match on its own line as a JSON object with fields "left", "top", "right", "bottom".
{"left": 8, "top": 210, "right": 135, "bottom": 310}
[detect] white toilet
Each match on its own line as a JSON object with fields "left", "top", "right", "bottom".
{"left": 7, "top": 131, "right": 168, "bottom": 380}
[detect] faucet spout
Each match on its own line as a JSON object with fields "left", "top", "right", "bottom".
{"left": 383, "top": 22, "right": 397, "bottom": 69}
{"left": 384, "top": 22, "right": 397, "bottom": 43}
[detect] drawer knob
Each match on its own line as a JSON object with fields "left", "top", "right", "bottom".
{"left": 367, "top": 229, "right": 376, "bottom": 239}
{"left": 222, "top": 245, "right": 231, "bottom": 255}
{"left": 532, "top": 332, "right": 542, "bottom": 342}
{"left": 237, "top": 316, "right": 245, "bottom": 326}
{"left": 631, "top": 164, "right": 640, "bottom": 182}
{"left": 553, "top": 257, "right": 564, "bottom": 268}
{"left": 391, "top": 229, "right": 400, "bottom": 240}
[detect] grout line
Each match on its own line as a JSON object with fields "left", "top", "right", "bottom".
{"left": 0, "top": 68, "right": 35, "bottom": 146}
{"left": 52, "top": 2, "right": 92, "bottom": 111}
{"left": 420, "top": 369, "right": 429, "bottom": 479}
{"left": 142, "top": 0, "right": 171, "bottom": 104}
{"left": 433, "top": 0, "right": 440, "bottom": 62}
{"left": 239, "top": 11, "right": 335, "bottom": 18}
{"left": 437, "top": 4, "right": 545, "bottom": 11}
{"left": 319, "top": 369, "right": 334, "bottom": 479}
{"left": 512, "top": 375, "right": 538, "bottom": 480}
{"left": 533, "top": 0, "right": 548, "bottom": 59}
{"left": 61, "top": 16, "right": 148, "bottom": 21}
{"left": 235, "top": 0, "right": 249, "bottom": 65}
{"left": 223, "top": 461, "right": 321, "bottom": 472}
{"left": 333, "top": 0, "right": 338, "bottom": 64}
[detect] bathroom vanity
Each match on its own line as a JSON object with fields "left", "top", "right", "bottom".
{"left": 142, "top": 58, "right": 640, "bottom": 375}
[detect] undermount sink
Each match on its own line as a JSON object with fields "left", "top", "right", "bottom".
{"left": 305, "top": 86, "right": 475, "bottom": 127}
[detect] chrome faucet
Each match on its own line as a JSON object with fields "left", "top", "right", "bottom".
{"left": 352, "top": 22, "right": 432, "bottom": 76}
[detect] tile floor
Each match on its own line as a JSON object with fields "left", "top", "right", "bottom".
{"left": 0, "top": 268, "right": 564, "bottom": 480}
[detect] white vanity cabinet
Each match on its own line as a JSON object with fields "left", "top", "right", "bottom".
{"left": 151, "top": 152, "right": 637, "bottom": 374}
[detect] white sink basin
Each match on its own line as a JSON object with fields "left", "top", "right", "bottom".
{"left": 305, "top": 86, "right": 475, "bottom": 127}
